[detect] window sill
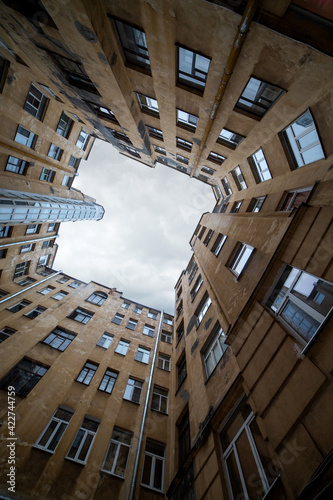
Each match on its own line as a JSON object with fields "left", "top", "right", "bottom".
{"left": 151, "top": 408, "right": 168, "bottom": 416}
{"left": 123, "top": 397, "right": 140, "bottom": 405}
{"left": 65, "top": 457, "right": 86, "bottom": 466}
{"left": 156, "top": 366, "right": 170, "bottom": 373}
{"left": 32, "top": 445, "right": 54, "bottom": 455}
{"left": 140, "top": 484, "right": 164, "bottom": 495}
{"left": 100, "top": 468, "right": 125, "bottom": 480}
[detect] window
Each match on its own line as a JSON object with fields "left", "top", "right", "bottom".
{"left": 231, "top": 200, "right": 243, "bottom": 213}
{"left": 198, "top": 226, "right": 206, "bottom": 240}
{"left": 13, "top": 261, "right": 30, "bottom": 280}
{"left": 40, "top": 167, "right": 55, "bottom": 182}
{"left": 38, "top": 286, "right": 54, "bottom": 295}
{"left": 123, "top": 144, "right": 141, "bottom": 158}
{"left": 26, "top": 224, "right": 39, "bottom": 235}
{"left": 112, "top": 313, "right": 124, "bottom": 325}
{"left": 57, "top": 276, "right": 69, "bottom": 284}
{"left": 222, "top": 176, "right": 232, "bottom": 196}
{"left": 220, "top": 202, "right": 229, "bottom": 213}
{"left": 231, "top": 166, "right": 247, "bottom": 190}
{"left": 0, "top": 359, "right": 48, "bottom": 397}
{"left": 14, "top": 125, "right": 36, "bottom": 148}
{"left": 161, "top": 331, "right": 172, "bottom": 343}
{"left": 51, "top": 290, "right": 68, "bottom": 301}
{"left": 188, "top": 261, "right": 198, "bottom": 284}
{"left": 62, "top": 175, "right": 72, "bottom": 189}
{"left": 86, "top": 292, "right": 107, "bottom": 306}
{"left": 208, "top": 151, "right": 225, "bottom": 165}
{"left": 110, "top": 129, "right": 132, "bottom": 144}
{"left": 49, "top": 51, "right": 99, "bottom": 93}
{"left": 5, "top": 156, "right": 28, "bottom": 175}
{"left": 15, "top": 277, "right": 35, "bottom": 286}
{"left": 211, "top": 233, "right": 227, "bottom": 257}
{"left": 43, "top": 327, "right": 76, "bottom": 351}
{"left": 20, "top": 243, "right": 34, "bottom": 253}
{"left": 177, "top": 354, "right": 187, "bottom": 388}
{"left": 35, "top": 406, "right": 74, "bottom": 452}
{"left": 66, "top": 416, "right": 99, "bottom": 464}
{"left": 203, "top": 229, "right": 214, "bottom": 247}
{"left": 68, "top": 308, "right": 94, "bottom": 324}
{"left": 134, "top": 305, "right": 142, "bottom": 314}
{"left": 0, "top": 327, "right": 16, "bottom": 343}
{"left": 151, "top": 386, "right": 168, "bottom": 413}
{"left": 248, "top": 148, "right": 272, "bottom": 183}
{"left": 235, "top": 76, "right": 285, "bottom": 118}
{"left": 37, "top": 255, "right": 49, "bottom": 268}
{"left": 24, "top": 84, "right": 48, "bottom": 120}
{"left": 76, "top": 129, "right": 90, "bottom": 150}
{"left": 279, "top": 187, "right": 312, "bottom": 211}
{"left": 201, "top": 165, "right": 215, "bottom": 175}
{"left": 114, "top": 19, "right": 150, "bottom": 71}
{"left": 141, "top": 440, "right": 165, "bottom": 492}
{"left": 148, "top": 310, "right": 157, "bottom": 320}
{"left": 196, "top": 293, "right": 212, "bottom": 326}
{"left": 176, "top": 153, "right": 189, "bottom": 165}
{"left": 0, "top": 54, "right": 9, "bottom": 93}
{"left": 280, "top": 109, "right": 324, "bottom": 168}
{"left": 163, "top": 316, "right": 173, "bottom": 325}
{"left": 177, "top": 137, "right": 192, "bottom": 151}
{"left": 143, "top": 324, "right": 155, "bottom": 337}
{"left": 247, "top": 196, "right": 266, "bottom": 213}
{"left": 126, "top": 318, "right": 138, "bottom": 331}
{"left": 176, "top": 321, "right": 184, "bottom": 343}
{"left": 203, "top": 323, "right": 227, "bottom": 378}
{"left": 176, "top": 300, "right": 183, "bottom": 319}
{"left": 115, "top": 339, "right": 130, "bottom": 356}
{"left": 136, "top": 93, "right": 159, "bottom": 117}
{"left": 191, "top": 275, "right": 203, "bottom": 301}
{"left": 121, "top": 301, "right": 130, "bottom": 309}
{"left": 42, "top": 240, "right": 52, "bottom": 248}
{"left": 69, "top": 155, "right": 79, "bottom": 168}
{"left": 0, "top": 248, "right": 7, "bottom": 258}
{"left": 266, "top": 266, "right": 333, "bottom": 343}
{"left": 76, "top": 362, "right": 98, "bottom": 385}
{"left": 147, "top": 126, "right": 163, "bottom": 140}
{"left": 221, "top": 404, "right": 276, "bottom": 499}
{"left": 178, "top": 412, "right": 190, "bottom": 467}
{"left": 177, "top": 46, "right": 210, "bottom": 92}
{"left": 176, "top": 109, "right": 198, "bottom": 131}
{"left": 25, "top": 305, "right": 46, "bottom": 319}
{"left": 218, "top": 128, "right": 245, "bottom": 149}
{"left": 123, "top": 377, "right": 143, "bottom": 403}
{"left": 0, "top": 225, "right": 12, "bottom": 238}
{"left": 99, "top": 369, "right": 118, "bottom": 393}
{"left": 101, "top": 428, "right": 132, "bottom": 478}
{"left": 135, "top": 346, "right": 150, "bottom": 364}
{"left": 56, "top": 112, "right": 73, "bottom": 138}
{"left": 157, "top": 353, "right": 170, "bottom": 371}
{"left": 47, "top": 222, "right": 57, "bottom": 232}
{"left": 47, "top": 144, "right": 63, "bottom": 161}
{"left": 228, "top": 243, "right": 254, "bottom": 277}
{"left": 97, "top": 332, "right": 113, "bottom": 349}
{"left": 69, "top": 280, "right": 82, "bottom": 288}
{"left": 153, "top": 144, "right": 166, "bottom": 155}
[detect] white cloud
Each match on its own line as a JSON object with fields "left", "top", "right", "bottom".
{"left": 55, "top": 141, "right": 215, "bottom": 313}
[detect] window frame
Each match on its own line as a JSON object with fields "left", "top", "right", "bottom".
{"left": 40, "top": 167, "right": 55, "bottom": 182}
{"left": 141, "top": 440, "right": 165, "bottom": 492}
{"left": 176, "top": 45, "right": 211, "bottom": 94}
{"left": 248, "top": 148, "right": 272, "bottom": 183}
{"left": 76, "top": 361, "right": 98, "bottom": 385}
{"left": 86, "top": 292, "right": 107, "bottom": 306}
{"left": 68, "top": 307, "right": 94, "bottom": 324}
{"left": 218, "top": 128, "right": 245, "bottom": 149}
{"left": 114, "top": 18, "right": 151, "bottom": 73}
{"left": 42, "top": 327, "right": 76, "bottom": 351}
{"left": 24, "top": 84, "right": 48, "bottom": 120}
{"left": 232, "top": 166, "right": 247, "bottom": 191}
{"left": 35, "top": 406, "right": 74, "bottom": 453}
{"left": 25, "top": 305, "right": 46, "bottom": 319}
{"left": 115, "top": 339, "right": 130, "bottom": 356}
{"left": 135, "top": 346, "right": 151, "bottom": 364}
{"left": 228, "top": 242, "right": 254, "bottom": 278}
{"left": 96, "top": 332, "right": 114, "bottom": 349}
{"left": 98, "top": 369, "right": 118, "bottom": 393}
{"left": 247, "top": 196, "right": 266, "bottom": 213}
{"left": 14, "top": 125, "right": 37, "bottom": 149}
{"left": 151, "top": 385, "right": 168, "bottom": 414}
{"left": 0, "top": 358, "right": 48, "bottom": 397}
{"left": 195, "top": 293, "right": 212, "bottom": 327}
{"left": 101, "top": 427, "right": 133, "bottom": 478}
{"left": 203, "top": 323, "right": 227, "bottom": 378}
{"left": 5, "top": 155, "right": 28, "bottom": 175}
{"left": 123, "top": 377, "right": 143, "bottom": 404}
{"left": 157, "top": 353, "right": 171, "bottom": 371}
{"left": 234, "top": 76, "right": 285, "bottom": 119}
{"left": 176, "top": 108, "right": 198, "bottom": 132}
{"left": 136, "top": 92, "right": 159, "bottom": 117}
{"left": 56, "top": 112, "right": 73, "bottom": 138}
{"left": 66, "top": 416, "right": 100, "bottom": 465}
{"left": 112, "top": 313, "right": 124, "bottom": 325}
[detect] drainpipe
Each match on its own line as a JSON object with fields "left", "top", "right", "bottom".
{"left": 128, "top": 309, "right": 164, "bottom": 500}
{"left": 0, "top": 269, "right": 62, "bottom": 305}
{"left": 0, "top": 234, "right": 59, "bottom": 249}
{"left": 190, "top": 0, "right": 260, "bottom": 177}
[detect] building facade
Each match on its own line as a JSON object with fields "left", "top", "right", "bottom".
{"left": 0, "top": 1, "right": 332, "bottom": 500}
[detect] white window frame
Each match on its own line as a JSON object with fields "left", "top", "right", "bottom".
{"left": 151, "top": 386, "right": 168, "bottom": 414}
{"left": 211, "top": 234, "right": 227, "bottom": 257}
{"left": 203, "top": 324, "right": 227, "bottom": 378}
{"left": 141, "top": 440, "right": 165, "bottom": 492}
{"left": 87, "top": 292, "right": 107, "bottom": 306}
{"left": 135, "top": 346, "right": 150, "bottom": 364}
{"left": 51, "top": 290, "right": 68, "bottom": 301}
{"left": 38, "top": 286, "right": 54, "bottom": 295}
{"left": 25, "top": 305, "right": 46, "bottom": 319}
{"left": 161, "top": 331, "right": 172, "bottom": 343}
{"left": 232, "top": 166, "right": 247, "bottom": 190}
{"left": 126, "top": 318, "right": 138, "bottom": 331}
{"left": 76, "top": 362, "right": 98, "bottom": 385}
{"left": 69, "top": 307, "right": 93, "bottom": 324}
{"left": 123, "top": 377, "right": 143, "bottom": 403}
{"left": 143, "top": 324, "right": 155, "bottom": 337}
{"left": 66, "top": 417, "right": 99, "bottom": 464}
{"left": 98, "top": 369, "right": 118, "bottom": 393}
{"left": 163, "top": 316, "right": 173, "bottom": 325}
{"left": 101, "top": 428, "right": 132, "bottom": 478}
{"left": 191, "top": 275, "right": 203, "bottom": 301}
{"left": 249, "top": 148, "right": 272, "bottom": 183}
{"left": 148, "top": 310, "right": 158, "bottom": 320}
{"left": 134, "top": 306, "right": 142, "bottom": 314}
{"left": 14, "top": 125, "right": 36, "bottom": 148}
{"left": 97, "top": 332, "right": 113, "bottom": 349}
{"left": 222, "top": 176, "right": 232, "bottom": 196}
{"left": 157, "top": 353, "right": 170, "bottom": 371}
{"left": 176, "top": 108, "right": 198, "bottom": 131}
{"left": 196, "top": 293, "right": 212, "bottom": 327}
{"left": 35, "top": 406, "right": 73, "bottom": 453}
{"left": 43, "top": 327, "right": 75, "bottom": 351}
{"left": 112, "top": 313, "right": 124, "bottom": 325}
{"left": 228, "top": 243, "right": 254, "bottom": 278}
{"left": 115, "top": 339, "right": 130, "bottom": 356}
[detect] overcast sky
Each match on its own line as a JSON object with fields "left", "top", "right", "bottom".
{"left": 54, "top": 140, "right": 215, "bottom": 314}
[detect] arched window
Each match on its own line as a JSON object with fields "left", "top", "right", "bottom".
{"left": 86, "top": 292, "right": 107, "bottom": 306}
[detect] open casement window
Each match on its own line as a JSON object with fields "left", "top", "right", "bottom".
{"left": 114, "top": 19, "right": 150, "bottom": 72}
{"left": 203, "top": 323, "right": 227, "bottom": 378}
{"left": 177, "top": 46, "right": 210, "bottom": 93}
{"left": 0, "top": 358, "right": 48, "bottom": 397}
{"left": 66, "top": 416, "right": 100, "bottom": 464}
{"left": 141, "top": 440, "right": 165, "bottom": 492}
{"left": 86, "top": 292, "right": 107, "bottom": 306}
{"left": 35, "top": 407, "right": 74, "bottom": 453}
{"left": 195, "top": 293, "right": 212, "bottom": 327}
{"left": 6, "top": 156, "right": 29, "bottom": 175}
{"left": 0, "top": 327, "right": 16, "bottom": 343}
{"left": 232, "top": 166, "right": 247, "bottom": 191}
{"left": 68, "top": 308, "right": 94, "bottom": 324}
{"left": 278, "top": 186, "right": 313, "bottom": 211}
{"left": 101, "top": 428, "right": 132, "bottom": 478}
{"left": 221, "top": 403, "right": 277, "bottom": 500}
{"left": 234, "top": 76, "right": 285, "bottom": 119}
{"left": 218, "top": 128, "right": 245, "bottom": 149}
{"left": 266, "top": 265, "right": 333, "bottom": 344}
{"left": 24, "top": 84, "right": 48, "bottom": 120}
{"left": 247, "top": 196, "right": 266, "bottom": 213}
{"left": 47, "top": 143, "right": 63, "bottom": 160}
{"left": 280, "top": 109, "right": 324, "bottom": 168}
{"left": 136, "top": 93, "right": 159, "bottom": 117}
{"left": 228, "top": 243, "right": 254, "bottom": 278}
{"left": 176, "top": 109, "right": 198, "bottom": 132}
{"left": 43, "top": 327, "right": 75, "bottom": 351}
{"left": 211, "top": 234, "right": 227, "bottom": 256}
{"left": 123, "top": 377, "right": 143, "bottom": 403}
{"left": 56, "top": 112, "right": 73, "bottom": 138}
